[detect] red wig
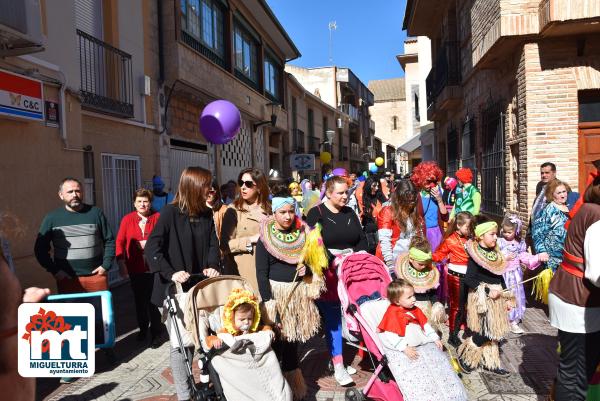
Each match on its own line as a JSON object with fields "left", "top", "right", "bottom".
{"left": 411, "top": 161, "right": 444, "bottom": 190}
{"left": 455, "top": 168, "right": 473, "bottom": 184}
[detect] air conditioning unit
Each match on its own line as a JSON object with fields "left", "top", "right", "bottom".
{"left": 0, "top": 0, "right": 44, "bottom": 57}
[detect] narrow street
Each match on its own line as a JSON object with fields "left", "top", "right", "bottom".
{"left": 38, "top": 283, "right": 557, "bottom": 401}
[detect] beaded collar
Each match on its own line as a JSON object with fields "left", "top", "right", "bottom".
{"left": 259, "top": 216, "right": 306, "bottom": 264}
{"left": 465, "top": 239, "right": 507, "bottom": 275}
{"left": 395, "top": 253, "right": 440, "bottom": 293}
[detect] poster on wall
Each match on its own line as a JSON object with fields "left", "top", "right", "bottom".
{"left": 45, "top": 100, "right": 59, "bottom": 127}
{"left": 0, "top": 69, "right": 44, "bottom": 122}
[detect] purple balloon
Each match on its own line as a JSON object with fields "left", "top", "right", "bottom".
{"left": 199, "top": 100, "right": 241, "bottom": 144}
{"left": 332, "top": 167, "right": 348, "bottom": 177}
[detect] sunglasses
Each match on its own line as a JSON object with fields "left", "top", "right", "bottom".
{"left": 238, "top": 180, "right": 255, "bottom": 188}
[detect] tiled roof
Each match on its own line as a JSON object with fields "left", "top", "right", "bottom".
{"left": 368, "top": 78, "right": 406, "bottom": 102}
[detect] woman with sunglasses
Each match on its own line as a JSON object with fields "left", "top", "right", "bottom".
{"left": 221, "top": 168, "right": 271, "bottom": 292}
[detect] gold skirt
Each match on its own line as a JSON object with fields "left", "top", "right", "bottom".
{"left": 466, "top": 283, "right": 514, "bottom": 341}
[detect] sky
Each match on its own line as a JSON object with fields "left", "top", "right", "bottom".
{"left": 266, "top": 0, "right": 408, "bottom": 85}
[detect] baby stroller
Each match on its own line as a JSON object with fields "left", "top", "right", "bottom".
{"left": 337, "top": 252, "right": 467, "bottom": 401}
{"left": 335, "top": 251, "right": 403, "bottom": 401}
{"left": 165, "top": 274, "right": 292, "bottom": 401}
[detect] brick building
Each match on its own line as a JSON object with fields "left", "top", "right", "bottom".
{"left": 404, "top": 0, "right": 600, "bottom": 223}
{"left": 157, "top": 0, "right": 300, "bottom": 186}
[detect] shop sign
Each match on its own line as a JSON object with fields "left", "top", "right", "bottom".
{"left": 0, "top": 69, "right": 44, "bottom": 121}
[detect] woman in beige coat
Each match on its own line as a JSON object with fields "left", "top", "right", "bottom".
{"left": 220, "top": 168, "right": 271, "bottom": 292}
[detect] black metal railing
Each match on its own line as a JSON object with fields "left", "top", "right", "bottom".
{"left": 77, "top": 29, "right": 134, "bottom": 118}
{"left": 308, "top": 135, "right": 320, "bottom": 154}
{"left": 180, "top": 30, "right": 226, "bottom": 69}
{"left": 426, "top": 41, "right": 461, "bottom": 110}
{"left": 293, "top": 129, "right": 305, "bottom": 153}
{"left": 481, "top": 104, "right": 506, "bottom": 217}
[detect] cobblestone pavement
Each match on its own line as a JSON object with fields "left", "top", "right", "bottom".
{"left": 38, "top": 283, "right": 557, "bottom": 401}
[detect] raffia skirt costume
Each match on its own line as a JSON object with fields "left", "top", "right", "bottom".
{"left": 457, "top": 240, "right": 516, "bottom": 370}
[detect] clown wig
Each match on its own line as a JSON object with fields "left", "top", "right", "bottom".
{"left": 455, "top": 167, "right": 473, "bottom": 184}
{"left": 410, "top": 161, "right": 444, "bottom": 190}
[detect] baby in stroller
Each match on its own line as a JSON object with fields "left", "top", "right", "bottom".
{"left": 377, "top": 278, "right": 467, "bottom": 401}
{"left": 183, "top": 279, "right": 293, "bottom": 401}
{"left": 204, "top": 288, "right": 274, "bottom": 349}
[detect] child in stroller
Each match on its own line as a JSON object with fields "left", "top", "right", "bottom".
{"left": 377, "top": 279, "right": 467, "bottom": 401}
{"left": 178, "top": 276, "right": 292, "bottom": 401}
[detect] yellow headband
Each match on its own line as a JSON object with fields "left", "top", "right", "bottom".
{"left": 409, "top": 247, "right": 432, "bottom": 263}
{"left": 475, "top": 221, "right": 498, "bottom": 237}
{"left": 222, "top": 288, "right": 261, "bottom": 335}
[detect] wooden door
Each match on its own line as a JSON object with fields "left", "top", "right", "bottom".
{"left": 578, "top": 122, "right": 600, "bottom": 193}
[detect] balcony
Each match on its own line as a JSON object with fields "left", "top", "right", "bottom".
{"left": 292, "top": 129, "right": 305, "bottom": 153}
{"left": 426, "top": 41, "right": 462, "bottom": 121}
{"left": 308, "top": 135, "right": 320, "bottom": 154}
{"left": 539, "top": 0, "right": 600, "bottom": 36}
{"left": 339, "top": 103, "right": 359, "bottom": 122}
{"left": 77, "top": 29, "right": 134, "bottom": 118}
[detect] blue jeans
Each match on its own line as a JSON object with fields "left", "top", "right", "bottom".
{"left": 316, "top": 300, "right": 343, "bottom": 358}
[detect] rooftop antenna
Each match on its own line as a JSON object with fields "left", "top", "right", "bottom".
{"left": 328, "top": 21, "right": 337, "bottom": 64}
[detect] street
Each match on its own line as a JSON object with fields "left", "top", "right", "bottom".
{"left": 38, "top": 282, "right": 557, "bottom": 401}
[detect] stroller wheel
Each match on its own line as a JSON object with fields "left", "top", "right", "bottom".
{"left": 345, "top": 387, "right": 365, "bottom": 401}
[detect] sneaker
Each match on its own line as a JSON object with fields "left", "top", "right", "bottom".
{"left": 346, "top": 365, "right": 357, "bottom": 375}
{"left": 510, "top": 322, "right": 524, "bottom": 334}
{"left": 60, "top": 377, "right": 76, "bottom": 384}
{"left": 334, "top": 364, "right": 355, "bottom": 386}
{"left": 485, "top": 367, "right": 510, "bottom": 376}
{"left": 457, "top": 357, "right": 473, "bottom": 374}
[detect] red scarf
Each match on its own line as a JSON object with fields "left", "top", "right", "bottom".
{"left": 377, "top": 304, "right": 428, "bottom": 337}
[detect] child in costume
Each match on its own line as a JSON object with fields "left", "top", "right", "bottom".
{"left": 204, "top": 288, "right": 274, "bottom": 349}
{"left": 450, "top": 168, "right": 481, "bottom": 219}
{"left": 498, "top": 214, "right": 549, "bottom": 334}
{"left": 432, "top": 211, "right": 473, "bottom": 347}
{"left": 395, "top": 237, "right": 446, "bottom": 331}
{"left": 457, "top": 216, "right": 515, "bottom": 375}
{"left": 378, "top": 279, "right": 468, "bottom": 401}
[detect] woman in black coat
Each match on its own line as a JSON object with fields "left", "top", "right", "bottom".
{"left": 145, "top": 167, "right": 220, "bottom": 401}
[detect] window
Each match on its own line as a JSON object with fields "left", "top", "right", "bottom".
{"left": 392, "top": 116, "right": 398, "bottom": 130}
{"left": 308, "top": 109, "right": 314, "bottom": 136}
{"left": 414, "top": 92, "right": 420, "bottom": 121}
{"left": 234, "top": 24, "right": 258, "bottom": 85}
{"left": 264, "top": 54, "right": 281, "bottom": 101}
{"left": 180, "top": 0, "right": 225, "bottom": 58}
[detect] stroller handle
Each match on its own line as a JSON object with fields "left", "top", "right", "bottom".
{"left": 165, "top": 273, "right": 207, "bottom": 297}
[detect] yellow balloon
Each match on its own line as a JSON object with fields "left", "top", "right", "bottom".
{"left": 375, "top": 157, "right": 384, "bottom": 167}
{"left": 320, "top": 151, "right": 332, "bottom": 164}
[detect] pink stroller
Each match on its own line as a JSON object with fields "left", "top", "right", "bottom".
{"left": 336, "top": 251, "right": 404, "bottom": 401}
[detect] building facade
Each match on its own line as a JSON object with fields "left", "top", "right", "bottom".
{"left": 367, "top": 78, "right": 406, "bottom": 173}
{"left": 157, "top": 0, "right": 300, "bottom": 187}
{"left": 404, "top": 0, "right": 600, "bottom": 222}
{"left": 396, "top": 36, "right": 435, "bottom": 172}
{"left": 1, "top": 0, "right": 159, "bottom": 289}
{"left": 285, "top": 65, "right": 376, "bottom": 174}
{"left": 285, "top": 73, "right": 348, "bottom": 180}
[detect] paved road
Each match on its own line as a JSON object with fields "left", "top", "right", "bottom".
{"left": 38, "top": 283, "right": 557, "bottom": 401}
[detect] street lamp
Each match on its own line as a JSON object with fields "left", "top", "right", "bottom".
{"left": 253, "top": 102, "right": 280, "bottom": 132}
{"left": 320, "top": 130, "right": 335, "bottom": 147}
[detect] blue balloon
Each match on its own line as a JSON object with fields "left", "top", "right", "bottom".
{"left": 369, "top": 164, "right": 378, "bottom": 173}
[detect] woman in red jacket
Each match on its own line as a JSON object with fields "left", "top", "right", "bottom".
{"left": 116, "top": 188, "right": 163, "bottom": 347}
